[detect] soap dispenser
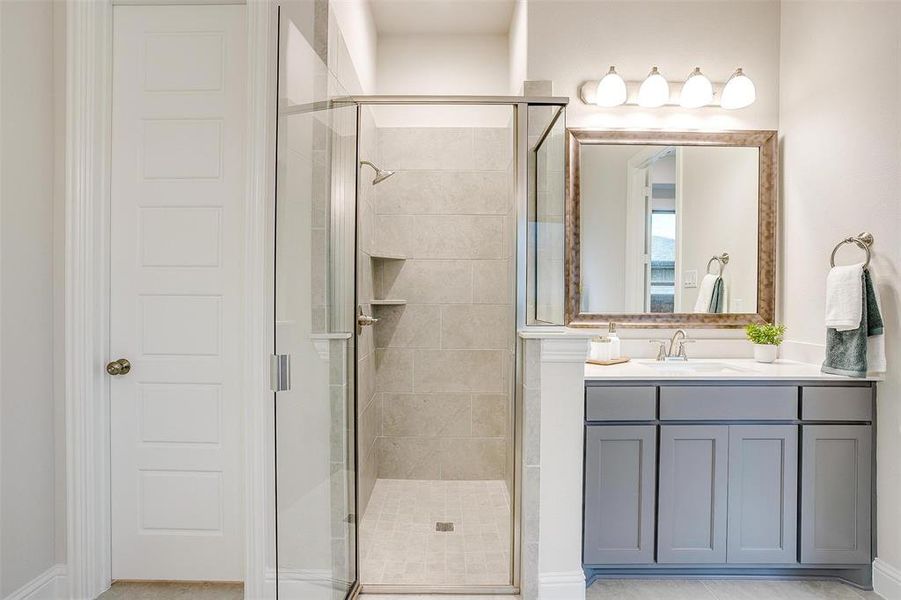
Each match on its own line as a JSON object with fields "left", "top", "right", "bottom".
{"left": 608, "top": 322, "right": 621, "bottom": 359}
{"left": 589, "top": 335, "right": 612, "bottom": 362}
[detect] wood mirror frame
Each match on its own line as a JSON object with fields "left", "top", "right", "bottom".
{"left": 565, "top": 129, "right": 778, "bottom": 328}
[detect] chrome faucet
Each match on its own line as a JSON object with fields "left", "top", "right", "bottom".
{"left": 650, "top": 329, "right": 695, "bottom": 361}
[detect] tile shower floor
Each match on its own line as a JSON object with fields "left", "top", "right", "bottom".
{"left": 359, "top": 479, "right": 511, "bottom": 587}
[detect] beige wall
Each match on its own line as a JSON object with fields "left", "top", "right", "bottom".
{"left": 679, "top": 146, "right": 759, "bottom": 313}
{"left": 779, "top": 2, "right": 901, "bottom": 591}
{"left": 374, "top": 35, "right": 511, "bottom": 128}
{"left": 579, "top": 145, "right": 635, "bottom": 313}
{"left": 368, "top": 123, "right": 515, "bottom": 483}
{"left": 1, "top": 0, "right": 59, "bottom": 594}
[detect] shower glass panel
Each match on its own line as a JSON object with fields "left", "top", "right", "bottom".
{"left": 528, "top": 105, "right": 566, "bottom": 325}
{"left": 275, "top": 7, "right": 357, "bottom": 599}
{"left": 356, "top": 104, "right": 517, "bottom": 591}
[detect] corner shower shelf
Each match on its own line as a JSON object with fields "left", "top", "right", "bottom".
{"left": 370, "top": 252, "right": 407, "bottom": 261}
{"left": 370, "top": 299, "right": 407, "bottom": 306}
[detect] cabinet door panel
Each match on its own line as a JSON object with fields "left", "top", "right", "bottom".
{"left": 801, "top": 425, "right": 872, "bottom": 564}
{"left": 583, "top": 425, "right": 656, "bottom": 564}
{"left": 658, "top": 425, "right": 728, "bottom": 563}
{"left": 727, "top": 425, "right": 798, "bottom": 564}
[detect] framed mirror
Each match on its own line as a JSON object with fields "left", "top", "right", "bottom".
{"left": 565, "top": 129, "right": 777, "bottom": 327}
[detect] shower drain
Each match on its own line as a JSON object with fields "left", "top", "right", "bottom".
{"left": 435, "top": 522, "right": 455, "bottom": 532}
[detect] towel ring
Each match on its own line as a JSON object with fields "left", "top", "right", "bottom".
{"left": 706, "top": 253, "right": 730, "bottom": 276}
{"left": 830, "top": 232, "right": 874, "bottom": 269}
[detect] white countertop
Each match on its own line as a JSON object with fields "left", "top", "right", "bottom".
{"left": 584, "top": 358, "right": 883, "bottom": 382}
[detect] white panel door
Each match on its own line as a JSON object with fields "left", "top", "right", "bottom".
{"left": 110, "top": 5, "right": 246, "bottom": 581}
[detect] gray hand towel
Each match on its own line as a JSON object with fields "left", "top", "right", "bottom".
{"left": 708, "top": 277, "right": 725, "bottom": 314}
{"left": 822, "top": 269, "right": 883, "bottom": 377}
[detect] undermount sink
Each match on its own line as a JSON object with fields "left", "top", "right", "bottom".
{"left": 638, "top": 360, "right": 751, "bottom": 374}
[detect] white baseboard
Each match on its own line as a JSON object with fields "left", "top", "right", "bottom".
{"left": 3, "top": 565, "right": 67, "bottom": 600}
{"left": 538, "top": 569, "right": 586, "bottom": 600}
{"left": 874, "top": 559, "right": 901, "bottom": 599}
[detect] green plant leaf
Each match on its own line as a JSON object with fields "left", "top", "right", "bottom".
{"left": 745, "top": 323, "right": 786, "bottom": 346}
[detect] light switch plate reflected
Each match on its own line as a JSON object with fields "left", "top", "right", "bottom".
{"left": 683, "top": 270, "right": 698, "bottom": 288}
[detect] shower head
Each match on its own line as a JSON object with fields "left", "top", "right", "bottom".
{"left": 360, "top": 160, "right": 395, "bottom": 185}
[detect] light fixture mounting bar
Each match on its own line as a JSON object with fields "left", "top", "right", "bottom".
{"left": 580, "top": 80, "right": 730, "bottom": 107}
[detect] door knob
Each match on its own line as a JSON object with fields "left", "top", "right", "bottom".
{"left": 106, "top": 358, "right": 131, "bottom": 376}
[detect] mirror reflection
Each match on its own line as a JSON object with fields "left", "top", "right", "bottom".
{"left": 579, "top": 144, "right": 759, "bottom": 315}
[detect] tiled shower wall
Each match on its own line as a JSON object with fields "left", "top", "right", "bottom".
{"left": 369, "top": 125, "right": 515, "bottom": 485}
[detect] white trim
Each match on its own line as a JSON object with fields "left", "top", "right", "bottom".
{"left": 243, "top": 1, "right": 278, "bottom": 598}
{"left": 540, "top": 336, "right": 590, "bottom": 363}
{"left": 537, "top": 570, "right": 586, "bottom": 600}
{"left": 874, "top": 559, "right": 899, "bottom": 599}
{"left": 3, "top": 565, "right": 68, "bottom": 600}
{"left": 65, "top": 1, "right": 114, "bottom": 598}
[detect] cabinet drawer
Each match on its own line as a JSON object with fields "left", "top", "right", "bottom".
{"left": 802, "top": 386, "right": 873, "bottom": 421}
{"left": 660, "top": 386, "right": 797, "bottom": 420}
{"left": 586, "top": 386, "right": 656, "bottom": 421}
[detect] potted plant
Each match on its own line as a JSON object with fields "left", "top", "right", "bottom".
{"left": 745, "top": 323, "right": 786, "bottom": 363}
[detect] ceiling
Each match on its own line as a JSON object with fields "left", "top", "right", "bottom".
{"left": 369, "top": 0, "right": 516, "bottom": 35}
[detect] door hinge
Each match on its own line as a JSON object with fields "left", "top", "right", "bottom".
{"left": 270, "top": 354, "right": 291, "bottom": 392}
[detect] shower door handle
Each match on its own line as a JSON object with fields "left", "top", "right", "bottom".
{"left": 357, "top": 313, "right": 379, "bottom": 327}
{"left": 356, "top": 306, "right": 379, "bottom": 334}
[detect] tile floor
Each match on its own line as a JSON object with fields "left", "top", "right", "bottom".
{"left": 362, "top": 579, "right": 881, "bottom": 599}
{"left": 93, "top": 577, "right": 880, "bottom": 599}
{"left": 359, "top": 479, "right": 511, "bottom": 586}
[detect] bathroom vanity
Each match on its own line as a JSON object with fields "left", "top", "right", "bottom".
{"left": 582, "top": 360, "right": 877, "bottom": 587}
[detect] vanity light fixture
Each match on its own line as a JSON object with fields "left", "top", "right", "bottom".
{"left": 721, "top": 67, "right": 756, "bottom": 110}
{"left": 679, "top": 67, "right": 714, "bottom": 108}
{"left": 581, "top": 66, "right": 756, "bottom": 109}
{"left": 638, "top": 67, "right": 670, "bottom": 108}
{"left": 595, "top": 66, "right": 628, "bottom": 107}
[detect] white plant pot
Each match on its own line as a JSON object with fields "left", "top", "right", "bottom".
{"left": 753, "top": 344, "right": 779, "bottom": 363}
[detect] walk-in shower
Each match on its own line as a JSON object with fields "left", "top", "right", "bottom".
{"left": 274, "top": 8, "right": 566, "bottom": 599}
{"left": 355, "top": 103, "right": 517, "bottom": 593}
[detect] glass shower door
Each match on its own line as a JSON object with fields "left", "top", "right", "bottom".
{"left": 275, "top": 7, "right": 358, "bottom": 599}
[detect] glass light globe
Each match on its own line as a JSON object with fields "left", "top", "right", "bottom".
{"left": 679, "top": 67, "right": 713, "bottom": 108}
{"left": 638, "top": 66, "right": 670, "bottom": 108}
{"left": 721, "top": 68, "right": 756, "bottom": 109}
{"left": 595, "top": 66, "right": 627, "bottom": 107}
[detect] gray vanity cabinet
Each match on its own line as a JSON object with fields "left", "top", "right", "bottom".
{"left": 583, "top": 425, "right": 656, "bottom": 564}
{"left": 800, "top": 424, "right": 872, "bottom": 564}
{"left": 584, "top": 381, "right": 876, "bottom": 587}
{"left": 657, "top": 425, "right": 729, "bottom": 563}
{"left": 726, "top": 425, "right": 798, "bottom": 564}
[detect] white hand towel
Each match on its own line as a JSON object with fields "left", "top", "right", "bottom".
{"left": 825, "top": 263, "right": 864, "bottom": 331}
{"left": 694, "top": 273, "right": 718, "bottom": 313}
{"left": 868, "top": 280, "right": 886, "bottom": 374}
